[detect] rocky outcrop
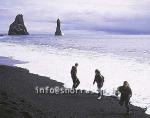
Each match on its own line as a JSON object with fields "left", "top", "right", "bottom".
{"left": 8, "top": 14, "right": 29, "bottom": 35}
{"left": 55, "top": 19, "right": 62, "bottom": 36}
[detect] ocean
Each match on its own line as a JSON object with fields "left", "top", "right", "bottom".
{"left": 0, "top": 33, "right": 150, "bottom": 114}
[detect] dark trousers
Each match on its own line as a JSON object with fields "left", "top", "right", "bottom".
{"left": 119, "top": 96, "right": 130, "bottom": 113}
{"left": 97, "top": 84, "right": 103, "bottom": 97}
{"left": 72, "top": 76, "right": 80, "bottom": 89}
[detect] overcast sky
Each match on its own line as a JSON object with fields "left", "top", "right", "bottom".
{"left": 0, "top": 0, "right": 150, "bottom": 34}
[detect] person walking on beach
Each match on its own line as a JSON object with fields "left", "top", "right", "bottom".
{"left": 93, "top": 69, "right": 104, "bottom": 100}
{"left": 115, "top": 81, "right": 132, "bottom": 114}
{"left": 71, "top": 63, "right": 80, "bottom": 89}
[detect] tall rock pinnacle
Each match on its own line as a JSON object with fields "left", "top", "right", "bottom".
{"left": 55, "top": 19, "right": 62, "bottom": 36}
{"left": 8, "top": 14, "right": 29, "bottom": 35}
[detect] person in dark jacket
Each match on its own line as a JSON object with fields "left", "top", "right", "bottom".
{"left": 115, "top": 81, "right": 132, "bottom": 114}
{"left": 71, "top": 63, "right": 80, "bottom": 89}
{"left": 93, "top": 69, "right": 104, "bottom": 99}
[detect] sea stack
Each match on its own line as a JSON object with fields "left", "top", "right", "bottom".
{"left": 55, "top": 18, "right": 62, "bottom": 36}
{"left": 8, "top": 14, "right": 29, "bottom": 35}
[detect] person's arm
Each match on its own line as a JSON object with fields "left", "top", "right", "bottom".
{"left": 93, "top": 76, "right": 96, "bottom": 85}
{"left": 129, "top": 87, "right": 132, "bottom": 98}
{"left": 115, "top": 86, "right": 121, "bottom": 96}
{"left": 102, "top": 75, "right": 104, "bottom": 83}
{"left": 75, "top": 67, "right": 77, "bottom": 75}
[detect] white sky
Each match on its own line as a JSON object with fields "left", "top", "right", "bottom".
{"left": 0, "top": 0, "right": 150, "bottom": 34}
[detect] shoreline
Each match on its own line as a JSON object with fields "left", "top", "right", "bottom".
{"left": 0, "top": 56, "right": 28, "bottom": 66}
{"left": 0, "top": 65, "right": 149, "bottom": 118}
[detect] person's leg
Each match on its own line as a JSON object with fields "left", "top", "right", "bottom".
{"left": 119, "top": 97, "right": 124, "bottom": 106}
{"left": 125, "top": 98, "right": 130, "bottom": 114}
{"left": 75, "top": 79, "right": 80, "bottom": 88}
{"left": 72, "top": 77, "right": 76, "bottom": 89}
{"left": 72, "top": 83, "right": 76, "bottom": 89}
{"left": 97, "top": 86, "right": 102, "bottom": 99}
{"left": 98, "top": 88, "right": 101, "bottom": 97}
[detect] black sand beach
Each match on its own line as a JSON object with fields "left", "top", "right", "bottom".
{"left": 0, "top": 65, "right": 149, "bottom": 118}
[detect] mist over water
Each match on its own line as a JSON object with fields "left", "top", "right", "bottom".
{"left": 0, "top": 34, "right": 150, "bottom": 114}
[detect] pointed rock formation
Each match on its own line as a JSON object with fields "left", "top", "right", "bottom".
{"left": 55, "top": 19, "right": 62, "bottom": 36}
{"left": 8, "top": 14, "right": 29, "bottom": 35}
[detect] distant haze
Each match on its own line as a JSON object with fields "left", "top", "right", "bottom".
{"left": 0, "top": 0, "right": 150, "bottom": 34}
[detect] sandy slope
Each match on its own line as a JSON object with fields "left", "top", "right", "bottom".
{"left": 0, "top": 65, "right": 149, "bottom": 118}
